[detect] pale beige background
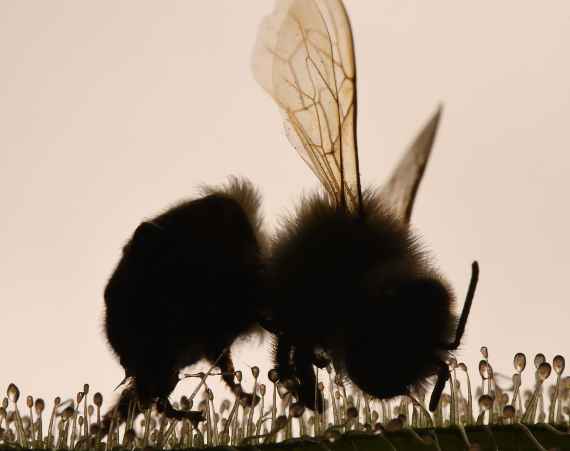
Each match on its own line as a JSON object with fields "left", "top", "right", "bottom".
{"left": 1, "top": 1, "right": 569, "bottom": 408}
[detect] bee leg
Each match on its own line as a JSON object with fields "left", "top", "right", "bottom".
{"left": 429, "top": 361, "right": 450, "bottom": 411}
{"left": 136, "top": 361, "right": 205, "bottom": 424}
{"left": 205, "top": 345, "right": 260, "bottom": 406}
{"left": 445, "top": 261, "right": 479, "bottom": 350}
{"left": 293, "top": 345, "right": 324, "bottom": 413}
{"left": 273, "top": 337, "right": 323, "bottom": 412}
{"left": 430, "top": 263, "right": 478, "bottom": 411}
{"left": 156, "top": 398, "right": 205, "bottom": 426}
{"left": 273, "top": 334, "right": 298, "bottom": 390}
{"left": 99, "top": 384, "right": 137, "bottom": 436}
{"left": 101, "top": 363, "right": 179, "bottom": 435}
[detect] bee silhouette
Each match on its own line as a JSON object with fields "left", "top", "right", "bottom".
{"left": 251, "top": 0, "right": 479, "bottom": 412}
{"left": 102, "top": 0, "right": 480, "bottom": 430}
{"left": 102, "top": 179, "right": 268, "bottom": 428}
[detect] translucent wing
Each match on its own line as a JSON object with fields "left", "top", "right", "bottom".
{"left": 252, "top": 0, "right": 362, "bottom": 213}
{"left": 381, "top": 106, "right": 443, "bottom": 223}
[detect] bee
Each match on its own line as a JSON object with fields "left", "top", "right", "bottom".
{"left": 102, "top": 178, "right": 268, "bottom": 428}
{"left": 251, "top": 0, "right": 479, "bottom": 412}
{"left": 102, "top": 0, "right": 478, "bottom": 430}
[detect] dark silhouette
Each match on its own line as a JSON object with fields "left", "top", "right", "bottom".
{"left": 102, "top": 0, "right": 480, "bottom": 429}
{"left": 265, "top": 190, "right": 479, "bottom": 412}
{"left": 251, "top": 0, "right": 480, "bottom": 414}
{"left": 103, "top": 178, "right": 267, "bottom": 429}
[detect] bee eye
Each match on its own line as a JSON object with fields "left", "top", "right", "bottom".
{"left": 132, "top": 221, "right": 165, "bottom": 244}
{"left": 122, "top": 221, "right": 168, "bottom": 258}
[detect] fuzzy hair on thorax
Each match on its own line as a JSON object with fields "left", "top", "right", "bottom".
{"left": 267, "top": 187, "right": 457, "bottom": 399}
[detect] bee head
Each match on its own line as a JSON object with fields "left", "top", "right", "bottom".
{"left": 129, "top": 363, "right": 180, "bottom": 407}
{"left": 341, "top": 271, "right": 456, "bottom": 400}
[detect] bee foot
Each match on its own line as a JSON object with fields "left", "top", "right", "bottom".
{"left": 169, "top": 408, "right": 205, "bottom": 425}
{"left": 157, "top": 399, "right": 205, "bottom": 424}
{"left": 298, "top": 386, "right": 324, "bottom": 413}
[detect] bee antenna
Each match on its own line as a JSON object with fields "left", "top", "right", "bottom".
{"left": 113, "top": 375, "right": 131, "bottom": 392}
{"left": 429, "top": 361, "right": 449, "bottom": 411}
{"left": 445, "top": 261, "right": 479, "bottom": 350}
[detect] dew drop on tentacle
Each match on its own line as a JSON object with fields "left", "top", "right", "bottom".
{"left": 512, "top": 372, "right": 521, "bottom": 388}
{"left": 93, "top": 392, "right": 103, "bottom": 407}
{"left": 503, "top": 405, "right": 515, "bottom": 421}
{"left": 478, "top": 360, "right": 490, "bottom": 380}
{"left": 534, "top": 353, "right": 546, "bottom": 369}
{"left": 514, "top": 352, "right": 526, "bottom": 372}
{"left": 7, "top": 383, "right": 20, "bottom": 403}
{"left": 553, "top": 355, "right": 565, "bottom": 375}
{"left": 289, "top": 402, "right": 305, "bottom": 418}
{"left": 34, "top": 398, "right": 45, "bottom": 415}
{"left": 346, "top": 406, "right": 358, "bottom": 419}
{"left": 537, "top": 362, "right": 552, "bottom": 382}
{"left": 268, "top": 369, "right": 279, "bottom": 383}
{"left": 478, "top": 394, "right": 493, "bottom": 411}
